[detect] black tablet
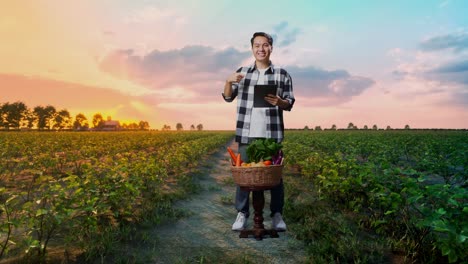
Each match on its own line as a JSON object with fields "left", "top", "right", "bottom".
{"left": 254, "top": 84, "right": 277, "bottom": 107}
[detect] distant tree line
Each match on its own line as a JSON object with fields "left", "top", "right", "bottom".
{"left": 303, "top": 122, "right": 413, "bottom": 131}
{"left": 300, "top": 123, "right": 465, "bottom": 131}
{"left": 162, "top": 123, "right": 204, "bottom": 131}
{"left": 0, "top": 101, "right": 150, "bottom": 131}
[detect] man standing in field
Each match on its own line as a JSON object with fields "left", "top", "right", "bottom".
{"left": 222, "top": 32, "right": 295, "bottom": 231}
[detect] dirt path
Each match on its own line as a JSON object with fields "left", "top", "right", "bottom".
{"left": 118, "top": 140, "right": 308, "bottom": 263}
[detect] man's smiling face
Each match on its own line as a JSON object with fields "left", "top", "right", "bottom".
{"left": 252, "top": 36, "right": 272, "bottom": 64}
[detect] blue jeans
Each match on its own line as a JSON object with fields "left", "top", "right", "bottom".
{"left": 235, "top": 143, "right": 284, "bottom": 218}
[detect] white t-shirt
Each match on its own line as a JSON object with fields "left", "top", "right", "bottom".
{"left": 248, "top": 68, "right": 268, "bottom": 138}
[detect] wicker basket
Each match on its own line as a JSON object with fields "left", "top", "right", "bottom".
{"left": 231, "top": 165, "right": 283, "bottom": 188}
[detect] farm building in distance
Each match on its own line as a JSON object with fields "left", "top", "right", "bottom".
{"left": 101, "top": 117, "right": 121, "bottom": 131}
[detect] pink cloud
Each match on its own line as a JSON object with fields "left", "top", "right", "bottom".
{"left": 98, "top": 46, "right": 250, "bottom": 89}
{"left": 98, "top": 46, "right": 377, "bottom": 109}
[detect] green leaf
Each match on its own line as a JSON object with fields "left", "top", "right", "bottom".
{"left": 6, "top": 195, "right": 18, "bottom": 204}
{"left": 35, "top": 209, "right": 48, "bottom": 217}
{"left": 457, "top": 234, "right": 466, "bottom": 243}
{"left": 441, "top": 245, "right": 451, "bottom": 256}
{"left": 371, "top": 220, "right": 387, "bottom": 227}
{"left": 447, "top": 198, "right": 459, "bottom": 207}
{"left": 384, "top": 210, "right": 395, "bottom": 215}
{"left": 246, "top": 139, "right": 282, "bottom": 162}
{"left": 433, "top": 220, "right": 449, "bottom": 232}
{"left": 448, "top": 251, "right": 458, "bottom": 263}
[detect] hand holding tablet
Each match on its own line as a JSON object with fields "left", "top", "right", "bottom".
{"left": 254, "top": 85, "right": 277, "bottom": 107}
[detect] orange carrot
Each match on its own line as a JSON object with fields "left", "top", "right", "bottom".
{"left": 227, "top": 147, "right": 238, "bottom": 165}
{"left": 236, "top": 153, "right": 241, "bottom": 167}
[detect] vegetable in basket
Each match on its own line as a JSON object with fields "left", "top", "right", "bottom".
{"left": 246, "top": 139, "right": 283, "bottom": 164}
{"left": 227, "top": 147, "right": 242, "bottom": 165}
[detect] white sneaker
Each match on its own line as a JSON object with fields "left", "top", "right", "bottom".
{"left": 232, "top": 212, "right": 247, "bottom": 231}
{"left": 272, "top": 212, "right": 287, "bottom": 231}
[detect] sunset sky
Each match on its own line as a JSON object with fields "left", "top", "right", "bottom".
{"left": 1, "top": 0, "right": 467, "bottom": 130}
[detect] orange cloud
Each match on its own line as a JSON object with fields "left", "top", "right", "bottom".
{"left": 0, "top": 73, "right": 160, "bottom": 125}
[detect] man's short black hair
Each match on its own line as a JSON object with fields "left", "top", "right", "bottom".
{"left": 251, "top": 32, "right": 273, "bottom": 47}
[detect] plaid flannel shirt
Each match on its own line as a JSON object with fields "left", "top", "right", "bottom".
{"left": 222, "top": 62, "right": 295, "bottom": 144}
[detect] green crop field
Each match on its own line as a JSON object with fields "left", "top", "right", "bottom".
{"left": 0, "top": 131, "right": 234, "bottom": 262}
{"left": 0, "top": 130, "right": 466, "bottom": 263}
{"left": 282, "top": 130, "right": 467, "bottom": 263}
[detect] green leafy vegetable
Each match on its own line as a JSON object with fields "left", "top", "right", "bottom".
{"left": 246, "top": 138, "right": 282, "bottom": 163}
